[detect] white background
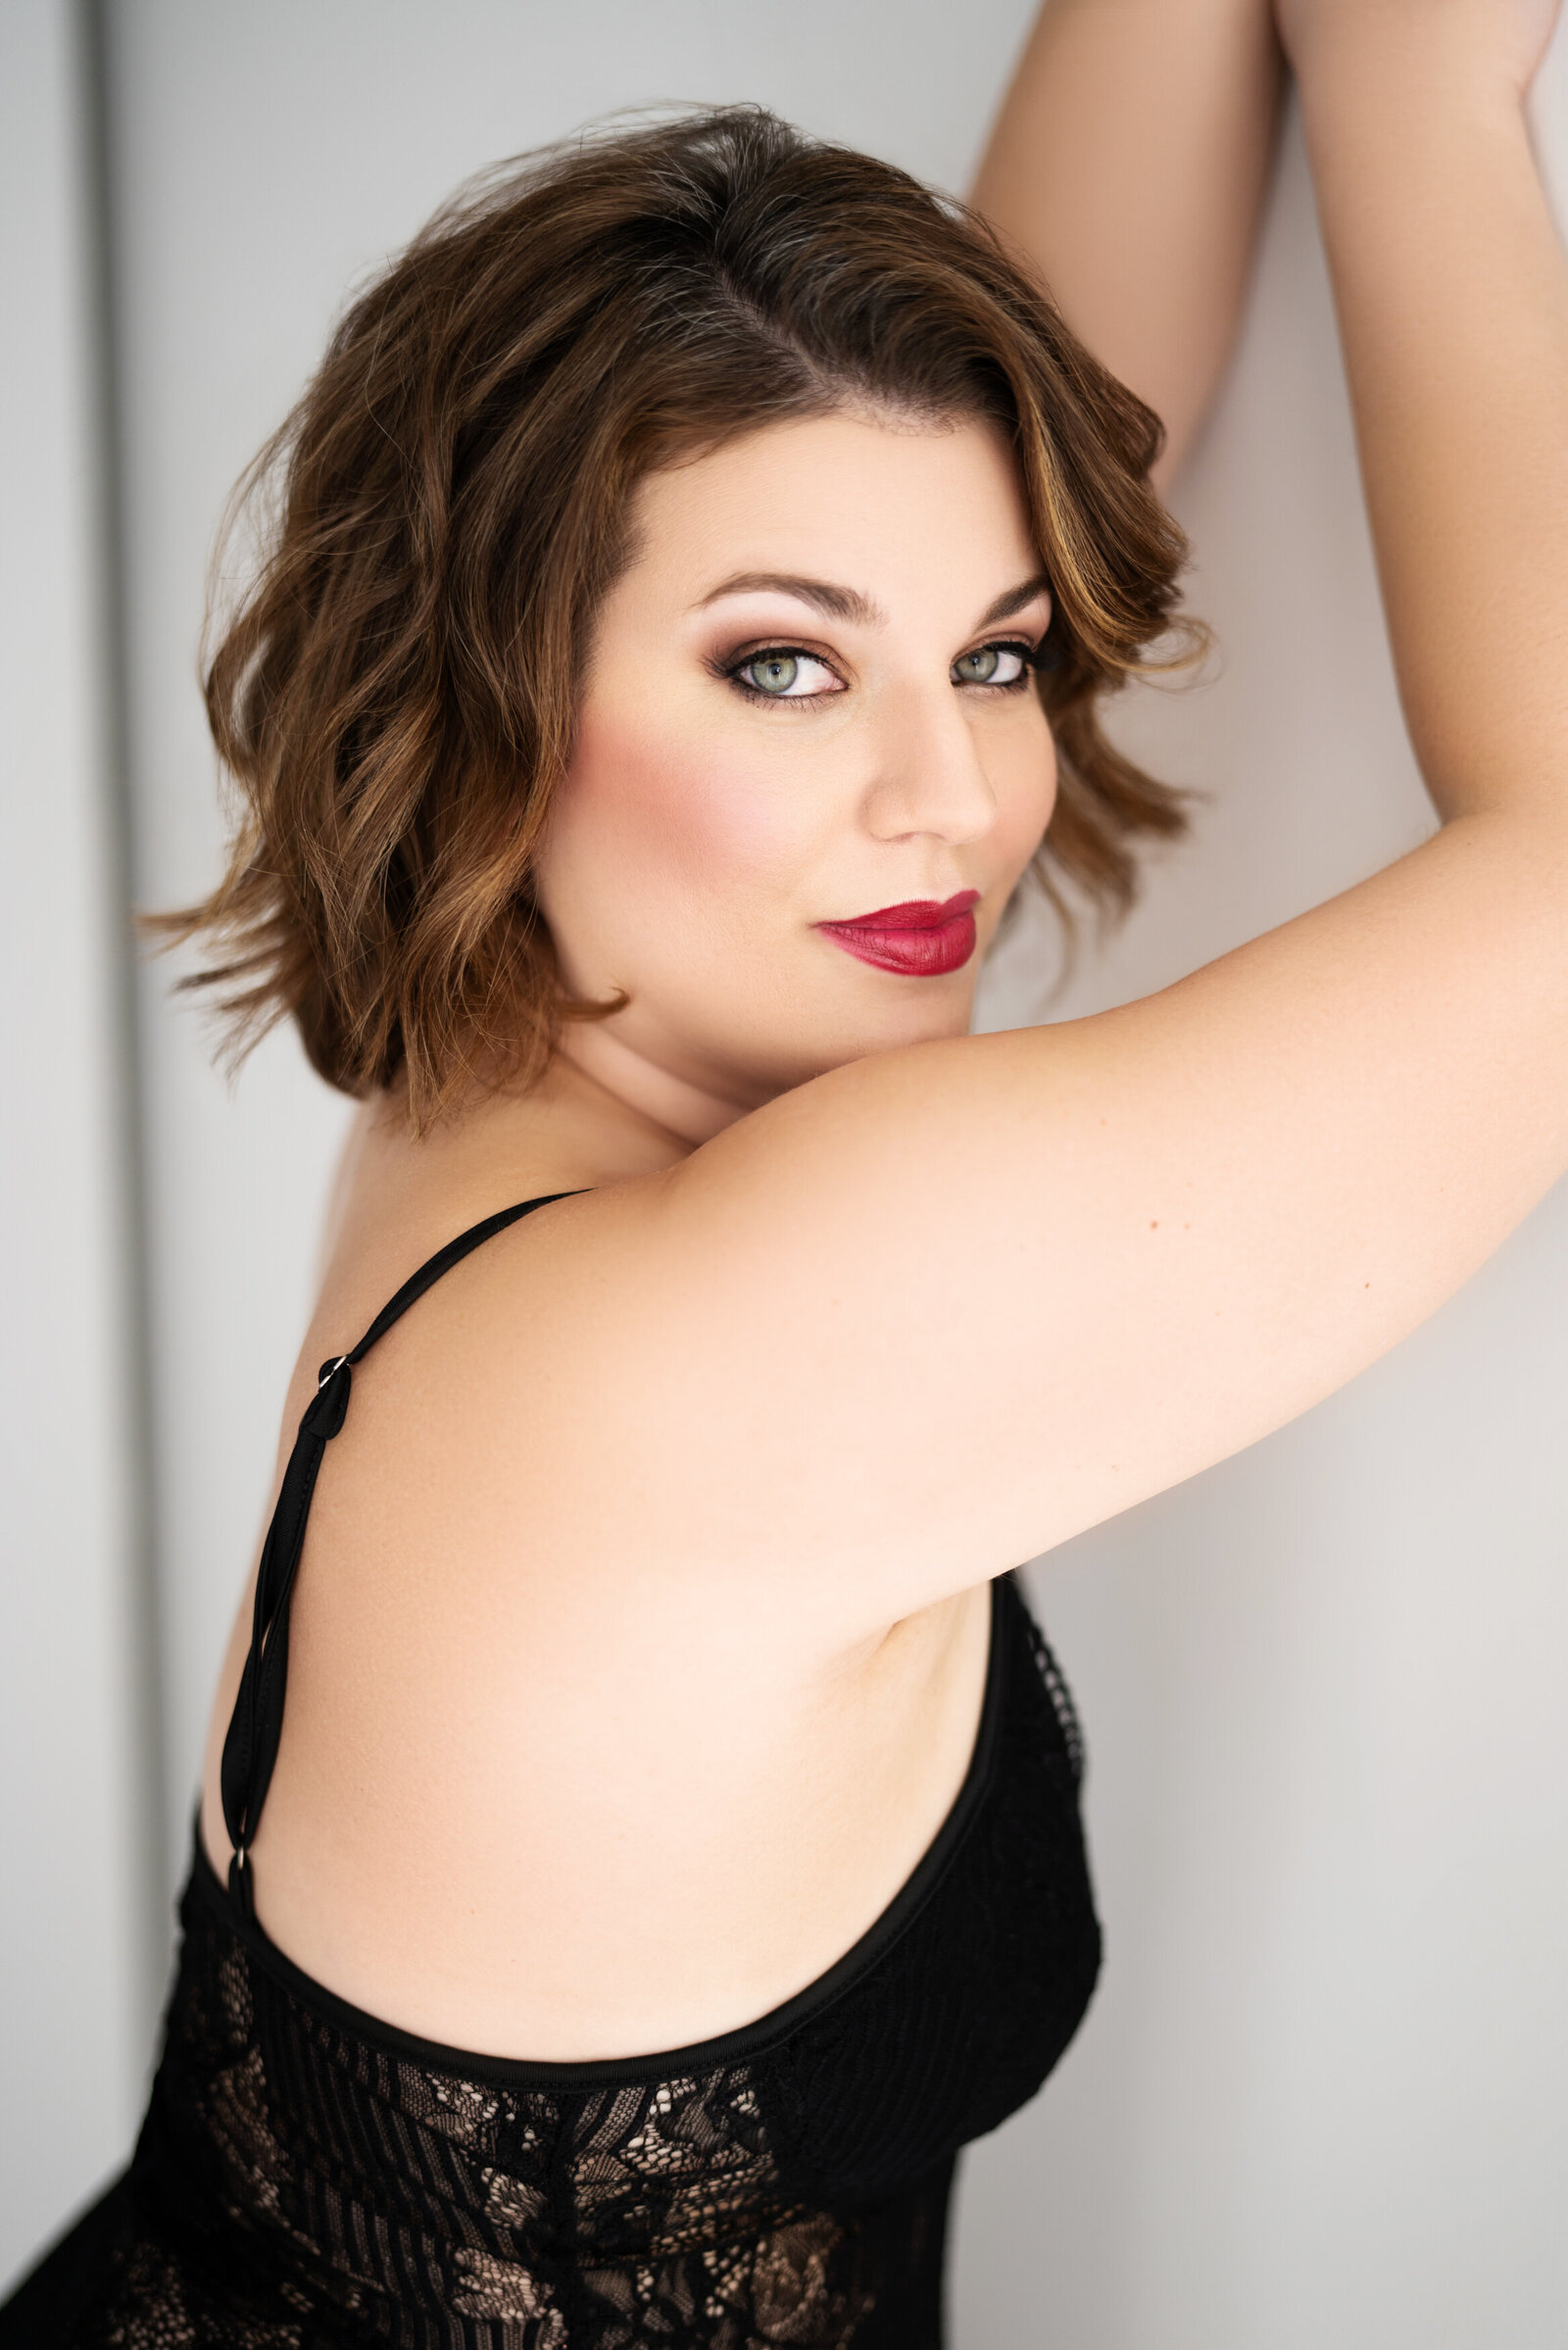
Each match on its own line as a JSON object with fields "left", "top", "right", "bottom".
{"left": 5, "top": 2, "right": 1567, "bottom": 2338}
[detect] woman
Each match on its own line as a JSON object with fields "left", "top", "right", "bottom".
{"left": 7, "top": 0, "right": 1566, "bottom": 2338}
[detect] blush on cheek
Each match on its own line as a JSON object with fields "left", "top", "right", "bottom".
{"left": 562, "top": 702, "right": 807, "bottom": 911}
{"left": 992, "top": 733, "right": 1058, "bottom": 889}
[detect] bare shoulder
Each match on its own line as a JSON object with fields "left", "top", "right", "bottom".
{"left": 203, "top": 1161, "right": 1002, "bottom": 2054}
{"left": 427, "top": 818, "right": 1568, "bottom": 1650}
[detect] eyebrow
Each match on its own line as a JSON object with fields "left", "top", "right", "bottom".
{"left": 976, "top": 572, "right": 1054, "bottom": 628}
{"left": 694, "top": 572, "right": 884, "bottom": 625}
{"left": 693, "top": 568, "right": 1054, "bottom": 633}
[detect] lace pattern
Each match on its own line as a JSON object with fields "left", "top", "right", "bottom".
{"left": 5, "top": 1577, "right": 1098, "bottom": 2347}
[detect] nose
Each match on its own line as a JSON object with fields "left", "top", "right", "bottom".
{"left": 860, "top": 681, "right": 999, "bottom": 848}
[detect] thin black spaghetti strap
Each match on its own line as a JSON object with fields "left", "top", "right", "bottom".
{"left": 334, "top": 1196, "right": 582, "bottom": 1373}
{"left": 220, "top": 1191, "right": 585, "bottom": 1913}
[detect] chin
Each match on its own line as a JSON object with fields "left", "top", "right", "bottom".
{"left": 799, "top": 985, "right": 977, "bottom": 1078}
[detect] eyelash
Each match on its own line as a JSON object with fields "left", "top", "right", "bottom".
{"left": 718, "top": 637, "right": 1046, "bottom": 707}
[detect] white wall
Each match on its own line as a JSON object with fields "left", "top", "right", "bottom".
{"left": 0, "top": 0, "right": 150, "bottom": 2289}
{"left": 5, "top": 0, "right": 1567, "bottom": 2333}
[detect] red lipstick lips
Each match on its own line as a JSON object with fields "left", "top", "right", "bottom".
{"left": 816, "top": 890, "right": 981, "bottom": 978}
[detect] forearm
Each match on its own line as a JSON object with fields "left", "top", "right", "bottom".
{"left": 970, "top": 0, "right": 1283, "bottom": 488}
{"left": 1298, "top": 31, "right": 1568, "bottom": 822}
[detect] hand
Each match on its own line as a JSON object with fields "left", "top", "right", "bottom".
{"left": 1274, "top": 0, "right": 1562, "bottom": 102}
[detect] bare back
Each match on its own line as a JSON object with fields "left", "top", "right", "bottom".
{"left": 199, "top": 1088, "right": 996, "bottom": 2062}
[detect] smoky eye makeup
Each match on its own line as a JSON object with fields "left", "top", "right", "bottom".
{"left": 950, "top": 637, "right": 1049, "bottom": 689}
{"left": 712, "top": 643, "right": 849, "bottom": 704}
{"left": 708, "top": 625, "right": 1054, "bottom": 708}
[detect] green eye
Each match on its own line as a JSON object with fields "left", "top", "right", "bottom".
{"left": 725, "top": 647, "right": 844, "bottom": 703}
{"left": 744, "top": 653, "right": 801, "bottom": 696}
{"left": 953, "top": 642, "right": 1032, "bottom": 687}
{"left": 955, "top": 645, "right": 1002, "bottom": 684}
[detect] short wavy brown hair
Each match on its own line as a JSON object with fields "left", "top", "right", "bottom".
{"left": 164, "top": 106, "right": 1198, "bottom": 1129}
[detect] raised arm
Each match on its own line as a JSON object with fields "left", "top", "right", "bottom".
{"left": 1279, "top": 0, "right": 1568, "bottom": 818}
{"left": 970, "top": 0, "right": 1284, "bottom": 487}
{"left": 431, "top": 5, "right": 1568, "bottom": 1663}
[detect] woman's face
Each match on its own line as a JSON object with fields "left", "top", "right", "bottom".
{"left": 532, "top": 408, "right": 1057, "bottom": 1134}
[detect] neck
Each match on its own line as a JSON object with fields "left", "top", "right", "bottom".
{"left": 352, "top": 1023, "right": 759, "bottom": 1238}
{"left": 553, "top": 1021, "right": 759, "bottom": 1152}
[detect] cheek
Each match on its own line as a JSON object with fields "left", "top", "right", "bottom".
{"left": 994, "top": 715, "right": 1059, "bottom": 871}
{"left": 542, "top": 698, "right": 815, "bottom": 944}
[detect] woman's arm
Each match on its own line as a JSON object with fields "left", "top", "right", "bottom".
{"left": 970, "top": 0, "right": 1284, "bottom": 487}
{"left": 1280, "top": 0, "right": 1568, "bottom": 821}
{"left": 448, "top": 7, "right": 1568, "bottom": 1661}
